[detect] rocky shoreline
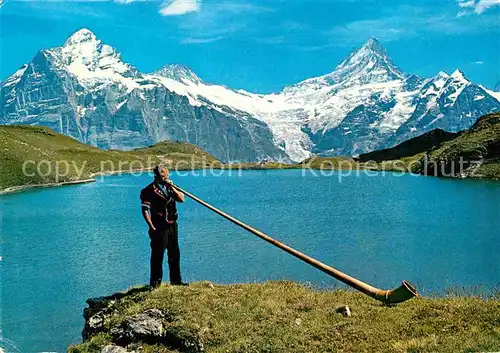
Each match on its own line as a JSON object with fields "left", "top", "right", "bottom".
{"left": 80, "top": 286, "right": 204, "bottom": 353}
{"left": 0, "top": 168, "right": 154, "bottom": 195}
{"left": 0, "top": 178, "right": 96, "bottom": 195}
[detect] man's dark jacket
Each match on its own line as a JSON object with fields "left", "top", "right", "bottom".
{"left": 140, "top": 182, "right": 178, "bottom": 229}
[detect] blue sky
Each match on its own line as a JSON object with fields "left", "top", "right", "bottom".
{"left": 1, "top": 0, "right": 499, "bottom": 93}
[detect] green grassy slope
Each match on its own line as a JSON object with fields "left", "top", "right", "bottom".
{"left": 2, "top": 112, "right": 499, "bottom": 191}
{"left": 419, "top": 112, "right": 500, "bottom": 178}
{"left": 69, "top": 281, "right": 500, "bottom": 353}
{"left": 0, "top": 125, "right": 219, "bottom": 190}
{"left": 358, "top": 129, "right": 458, "bottom": 162}
{"left": 299, "top": 156, "right": 358, "bottom": 169}
{"left": 348, "top": 112, "right": 500, "bottom": 178}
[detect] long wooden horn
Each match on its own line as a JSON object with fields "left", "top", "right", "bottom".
{"left": 171, "top": 184, "right": 418, "bottom": 304}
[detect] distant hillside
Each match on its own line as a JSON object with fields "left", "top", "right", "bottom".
{"left": 358, "top": 129, "right": 458, "bottom": 162}
{"left": 418, "top": 112, "right": 500, "bottom": 178}
{"left": 2, "top": 112, "right": 498, "bottom": 192}
{"left": 350, "top": 112, "right": 499, "bottom": 179}
{"left": 0, "top": 125, "right": 219, "bottom": 191}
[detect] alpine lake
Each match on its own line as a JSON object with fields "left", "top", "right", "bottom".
{"left": 1, "top": 169, "right": 499, "bottom": 352}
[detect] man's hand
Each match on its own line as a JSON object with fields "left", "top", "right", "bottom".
{"left": 165, "top": 179, "right": 175, "bottom": 193}
{"left": 142, "top": 206, "right": 157, "bottom": 233}
{"left": 166, "top": 180, "right": 185, "bottom": 202}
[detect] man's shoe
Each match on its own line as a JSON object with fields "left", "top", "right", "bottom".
{"left": 171, "top": 281, "right": 189, "bottom": 286}
{"left": 149, "top": 280, "right": 161, "bottom": 289}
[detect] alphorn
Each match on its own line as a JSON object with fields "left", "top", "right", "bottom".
{"left": 171, "top": 184, "right": 418, "bottom": 304}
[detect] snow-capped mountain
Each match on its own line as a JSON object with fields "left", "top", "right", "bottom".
{"left": 1, "top": 29, "right": 288, "bottom": 162}
{"left": 2, "top": 29, "right": 499, "bottom": 162}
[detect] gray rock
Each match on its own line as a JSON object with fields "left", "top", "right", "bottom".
{"left": 83, "top": 307, "right": 114, "bottom": 341}
{"left": 80, "top": 286, "right": 203, "bottom": 351}
{"left": 101, "top": 345, "right": 130, "bottom": 353}
{"left": 83, "top": 286, "right": 151, "bottom": 340}
{"left": 111, "top": 309, "right": 166, "bottom": 344}
{"left": 162, "top": 324, "right": 204, "bottom": 353}
{"left": 336, "top": 305, "right": 352, "bottom": 317}
{"left": 110, "top": 309, "right": 204, "bottom": 352}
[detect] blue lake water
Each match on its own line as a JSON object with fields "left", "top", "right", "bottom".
{"left": 1, "top": 170, "right": 500, "bottom": 352}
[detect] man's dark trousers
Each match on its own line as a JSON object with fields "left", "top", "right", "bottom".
{"left": 149, "top": 222, "right": 182, "bottom": 286}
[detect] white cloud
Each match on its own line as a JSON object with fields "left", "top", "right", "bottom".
{"left": 475, "top": 0, "right": 500, "bottom": 13}
{"left": 459, "top": 0, "right": 476, "bottom": 7}
{"left": 159, "top": 0, "right": 200, "bottom": 16}
{"left": 457, "top": 0, "right": 500, "bottom": 15}
{"left": 173, "top": 2, "right": 273, "bottom": 43}
{"left": 115, "top": 0, "right": 135, "bottom": 4}
{"left": 182, "top": 36, "right": 223, "bottom": 44}
{"left": 474, "top": 60, "right": 485, "bottom": 64}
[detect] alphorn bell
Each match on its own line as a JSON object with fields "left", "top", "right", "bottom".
{"left": 171, "top": 184, "right": 418, "bottom": 304}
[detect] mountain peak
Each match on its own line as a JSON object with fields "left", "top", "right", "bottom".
{"left": 329, "top": 37, "right": 404, "bottom": 84}
{"left": 290, "top": 38, "right": 404, "bottom": 90}
{"left": 436, "top": 71, "right": 449, "bottom": 79}
{"left": 362, "top": 37, "right": 386, "bottom": 55}
{"left": 64, "top": 28, "right": 98, "bottom": 47}
{"left": 153, "top": 64, "right": 201, "bottom": 84}
{"left": 450, "top": 69, "right": 467, "bottom": 81}
{"left": 56, "top": 28, "right": 139, "bottom": 82}
{"left": 353, "top": 37, "right": 390, "bottom": 61}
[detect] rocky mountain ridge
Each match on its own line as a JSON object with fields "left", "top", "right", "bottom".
{"left": 2, "top": 28, "right": 499, "bottom": 162}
